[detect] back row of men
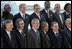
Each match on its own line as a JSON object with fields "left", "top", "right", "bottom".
{"left": 1, "top": 1, "right": 71, "bottom": 48}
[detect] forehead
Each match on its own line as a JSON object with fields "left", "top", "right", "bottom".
{"left": 53, "top": 23, "right": 58, "bottom": 26}
{"left": 19, "top": 20, "right": 24, "bottom": 23}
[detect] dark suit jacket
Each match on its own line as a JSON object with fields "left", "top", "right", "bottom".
{"left": 63, "top": 12, "right": 71, "bottom": 20}
{"left": 13, "top": 29, "right": 27, "bottom": 48}
{"left": 30, "top": 12, "right": 46, "bottom": 23}
{"left": 1, "top": 36, "right": 4, "bottom": 48}
{"left": 54, "top": 12, "right": 65, "bottom": 30}
{"left": 13, "top": 12, "right": 30, "bottom": 33}
{"left": 64, "top": 26, "right": 71, "bottom": 48}
{"left": 27, "top": 29, "right": 41, "bottom": 48}
{"left": 48, "top": 30, "right": 63, "bottom": 48}
{"left": 39, "top": 30, "right": 51, "bottom": 48}
{"left": 1, "top": 29, "right": 18, "bottom": 48}
{"left": 2, "top": 11, "right": 13, "bottom": 20}
{"left": 40, "top": 9, "right": 54, "bottom": 25}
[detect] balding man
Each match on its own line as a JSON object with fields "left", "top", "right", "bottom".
{"left": 13, "top": 4, "right": 30, "bottom": 33}
{"left": 39, "top": 22, "right": 51, "bottom": 48}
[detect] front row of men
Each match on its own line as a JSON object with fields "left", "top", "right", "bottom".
{"left": 1, "top": 18, "right": 71, "bottom": 48}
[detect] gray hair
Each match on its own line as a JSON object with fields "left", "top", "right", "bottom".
{"left": 54, "top": 4, "right": 60, "bottom": 9}
{"left": 4, "top": 19, "right": 13, "bottom": 26}
{"left": 15, "top": 18, "right": 24, "bottom": 28}
{"left": 19, "top": 4, "right": 26, "bottom": 9}
{"left": 51, "top": 21, "right": 58, "bottom": 27}
{"left": 41, "top": 22, "right": 49, "bottom": 29}
{"left": 31, "top": 18, "right": 39, "bottom": 25}
{"left": 65, "top": 18, "right": 71, "bottom": 24}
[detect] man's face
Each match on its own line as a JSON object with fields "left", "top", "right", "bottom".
{"left": 19, "top": 20, "right": 24, "bottom": 30}
{"left": 66, "top": 5, "right": 71, "bottom": 13}
{"left": 20, "top": 5, "right": 26, "bottom": 14}
{"left": 33, "top": 20, "right": 40, "bottom": 30}
{"left": 6, "top": 22, "right": 13, "bottom": 31}
{"left": 55, "top": 5, "right": 60, "bottom": 12}
{"left": 44, "top": 24, "right": 49, "bottom": 32}
{"left": 66, "top": 21, "right": 71, "bottom": 29}
{"left": 52, "top": 23, "right": 59, "bottom": 32}
{"left": 45, "top": 2, "right": 50, "bottom": 10}
{"left": 34, "top": 5, "right": 40, "bottom": 13}
{"left": 6, "top": 5, "right": 11, "bottom": 13}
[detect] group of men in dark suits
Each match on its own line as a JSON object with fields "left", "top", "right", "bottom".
{"left": 1, "top": 1, "right": 71, "bottom": 48}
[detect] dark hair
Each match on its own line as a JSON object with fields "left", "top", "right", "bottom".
{"left": 44, "top": 1, "right": 50, "bottom": 5}
{"left": 34, "top": 4, "right": 39, "bottom": 8}
{"left": 64, "top": 3, "right": 71, "bottom": 10}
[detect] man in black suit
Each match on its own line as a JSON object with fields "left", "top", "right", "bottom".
{"left": 27, "top": 18, "right": 41, "bottom": 48}
{"left": 40, "top": 1, "right": 54, "bottom": 32}
{"left": 2, "top": 4, "right": 13, "bottom": 20}
{"left": 1, "top": 36, "right": 4, "bottom": 48}
{"left": 13, "top": 4, "right": 30, "bottom": 34}
{"left": 39, "top": 22, "right": 51, "bottom": 48}
{"left": 64, "top": 18, "right": 71, "bottom": 48}
{"left": 48, "top": 21, "right": 64, "bottom": 48}
{"left": 1, "top": 20, "right": 18, "bottom": 48}
{"left": 54, "top": 4, "right": 64, "bottom": 30}
{"left": 14, "top": 18, "right": 27, "bottom": 48}
{"left": 30, "top": 4, "right": 46, "bottom": 29}
{"left": 63, "top": 3, "right": 71, "bottom": 20}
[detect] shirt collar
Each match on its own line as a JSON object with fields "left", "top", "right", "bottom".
{"left": 17, "top": 28, "right": 22, "bottom": 34}
{"left": 45, "top": 9, "right": 50, "bottom": 13}
{"left": 53, "top": 31, "right": 58, "bottom": 35}
{"left": 5, "top": 29, "right": 11, "bottom": 34}
{"left": 20, "top": 12, "right": 25, "bottom": 17}
{"left": 32, "top": 27, "right": 37, "bottom": 33}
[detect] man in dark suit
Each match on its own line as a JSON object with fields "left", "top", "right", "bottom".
{"left": 2, "top": 4, "right": 13, "bottom": 20}
{"left": 48, "top": 21, "right": 64, "bottom": 48}
{"left": 40, "top": 1, "right": 54, "bottom": 32}
{"left": 27, "top": 18, "right": 41, "bottom": 48}
{"left": 39, "top": 22, "right": 51, "bottom": 48}
{"left": 63, "top": 3, "right": 71, "bottom": 20}
{"left": 1, "top": 36, "right": 4, "bottom": 48}
{"left": 64, "top": 18, "right": 71, "bottom": 48}
{"left": 14, "top": 18, "right": 27, "bottom": 48}
{"left": 30, "top": 4, "right": 46, "bottom": 29}
{"left": 13, "top": 4, "right": 30, "bottom": 34}
{"left": 54, "top": 4, "right": 65, "bottom": 30}
{"left": 1, "top": 20, "right": 18, "bottom": 48}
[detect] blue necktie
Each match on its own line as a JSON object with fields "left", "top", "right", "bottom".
{"left": 56, "top": 33, "right": 59, "bottom": 39}
{"left": 36, "top": 31, "right": 40, "bottom": 41}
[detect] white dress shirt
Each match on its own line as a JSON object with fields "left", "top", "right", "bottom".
{"left": 5, "top": 30, "right": 11, "bottom": 40}
{"left": 20, "top": 12, "right": 25, "bottom": 19}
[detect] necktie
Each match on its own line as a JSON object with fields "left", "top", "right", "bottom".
{"left": 46, "top": 32, "right": 48, "bottom": 38}
{"left": 23, "top": 14, "right": 25, "bottom": 20}
{"left": 59, "top": 15, "right": 63, "bottom": 24}
{"left": 21, "top": 31, "right": 24, "bottom": 38}
{"left": 47, "top": 10, "right": 50, "bottom": 18}
{"left": 36, "top": 31, "right": 40, "bottom": 41}
{"left": 56, "top": 33, "right": 59, "bottom": 39}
